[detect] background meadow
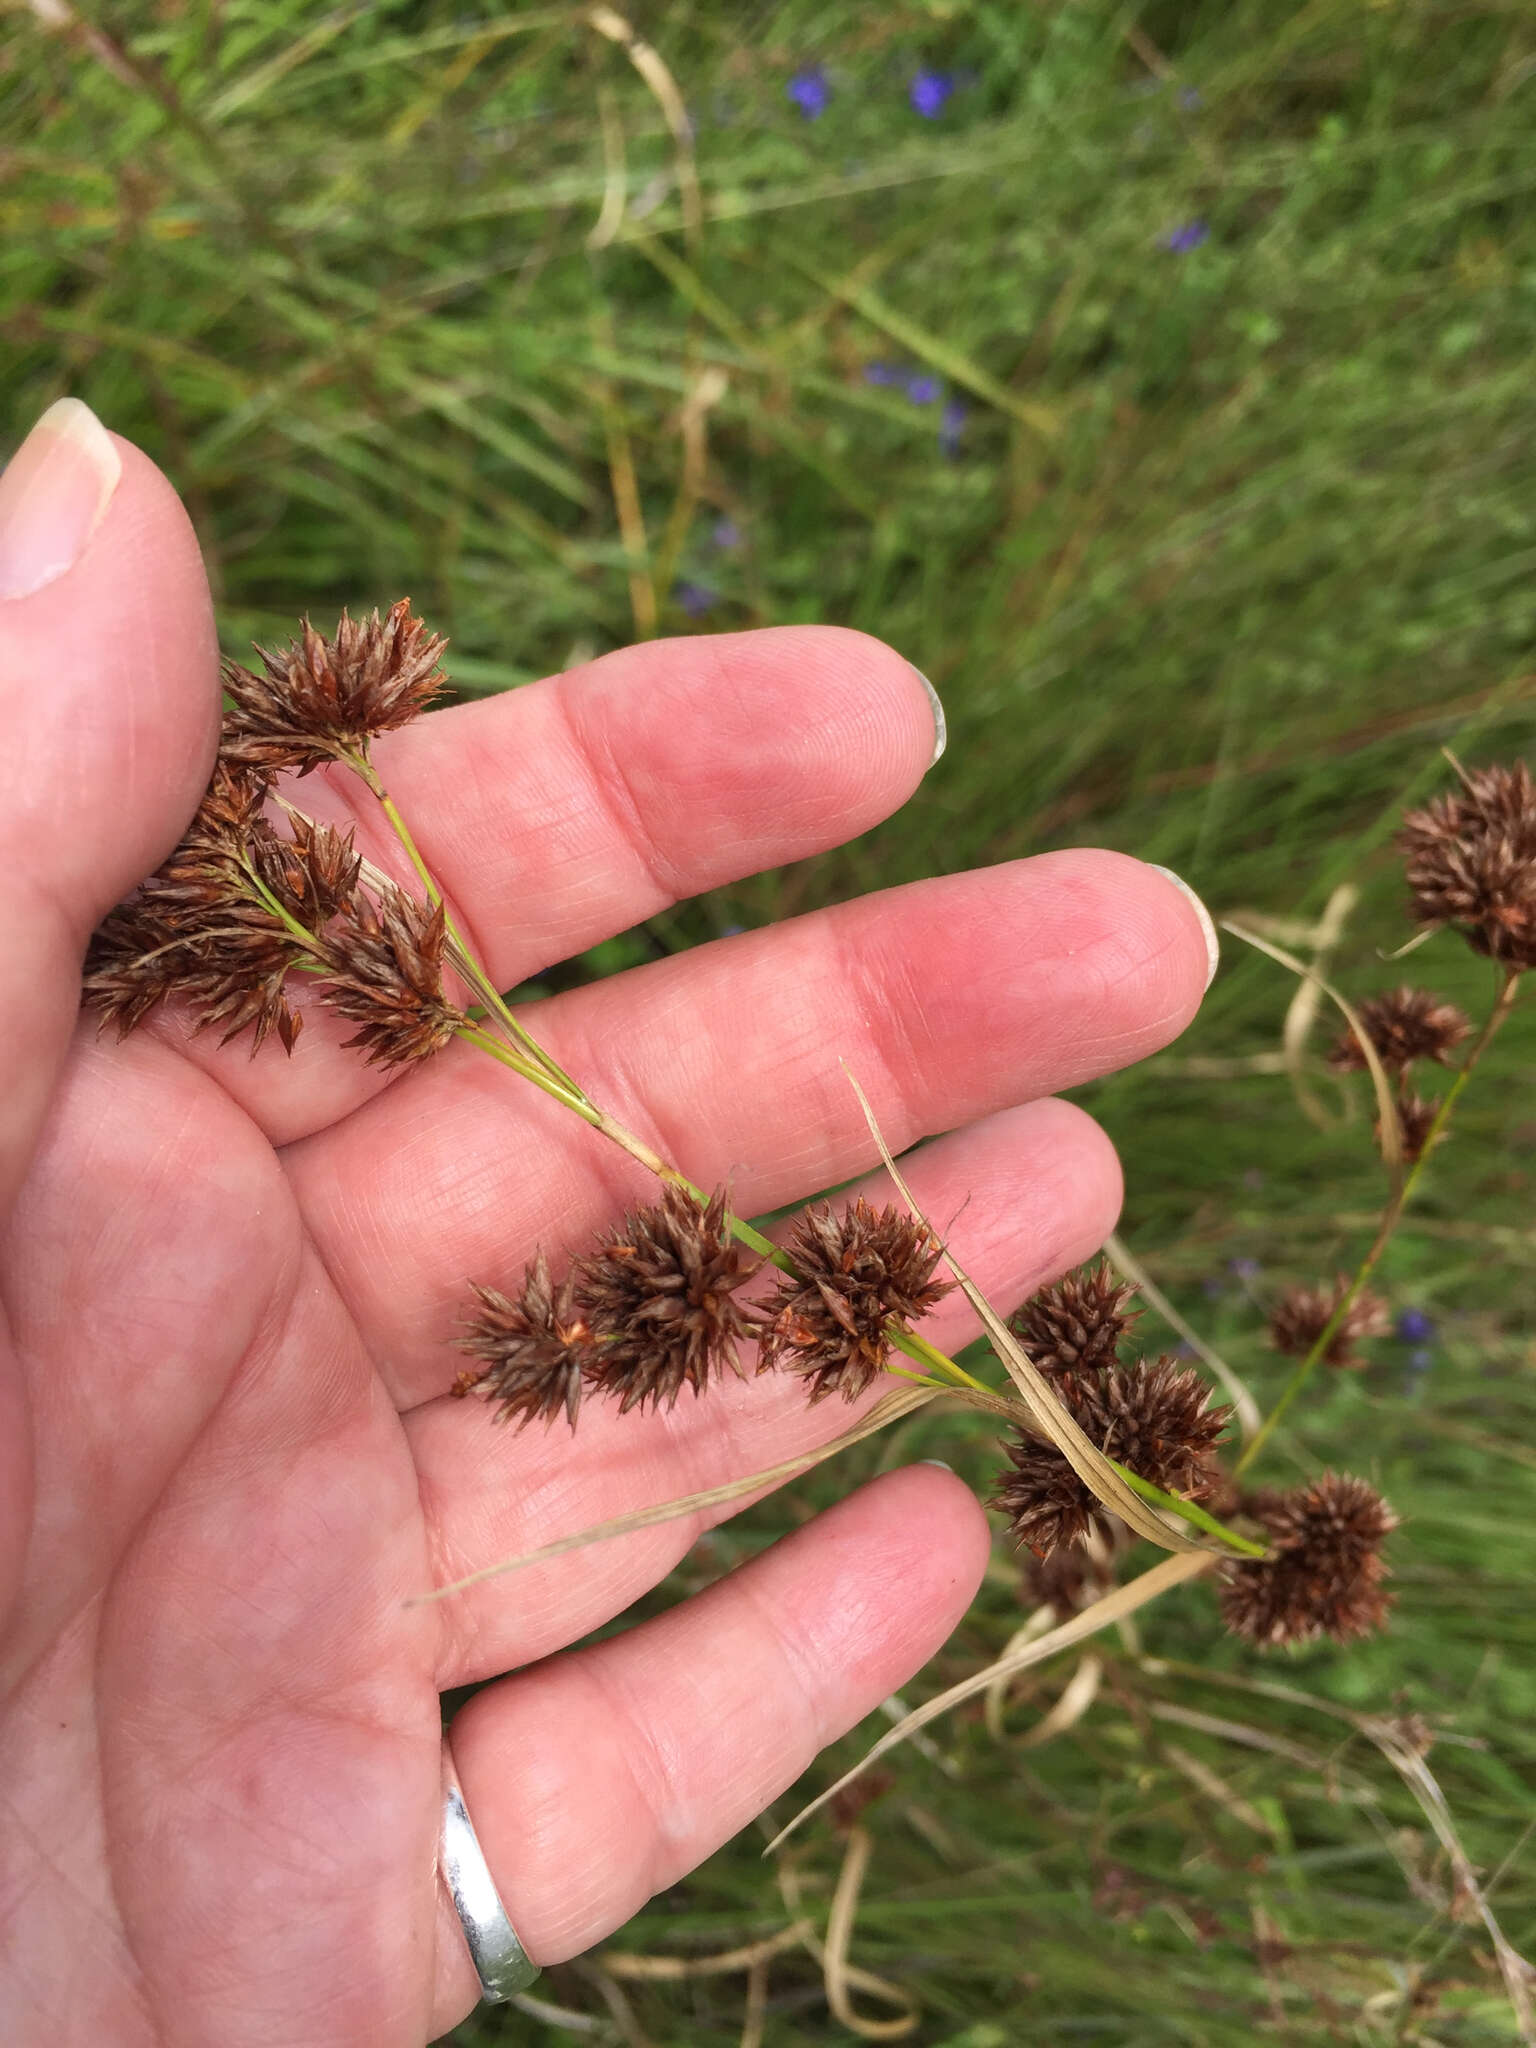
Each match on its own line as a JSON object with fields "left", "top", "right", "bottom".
{"left": 6, "top": 1, "right": 1536, "bottom": 2040}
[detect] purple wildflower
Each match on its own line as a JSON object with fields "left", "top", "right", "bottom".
{"left": 787, "top": 68, "right": 830, "bottom": 120}
{"left": 1228, "top": 1256, "right": 1261, "bottom": 1283}
{"left": 1395, "top": 1308, "right": 1435, "bottom": 1345}
{"left": 910, "top": 70, "right": 955, "bottom": 120}
{"left": 905, "top": 372, "right": 940, "bottom": 404}
{"left": 1179, "top": 87, "right": 1203, "bottom": 111}
{"left": 1161, "top": 219, "right": 1209, "bottom": 254}
{"left": 863, "top": 361, "right": 903, "bottom": 387}
{"left": 938, "top": 396, "right": 968, "bottom": 458}
{"left": 675, "top": 581, "right": 715, "bottom": 618}
{"left": 710, "top": 517, "right": 742, "bottom": 552}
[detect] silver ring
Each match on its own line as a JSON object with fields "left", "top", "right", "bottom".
{"left": 439, "top": 1739, "right": 540, "bottom": 2002}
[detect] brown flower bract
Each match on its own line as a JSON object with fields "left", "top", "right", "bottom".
{"left": 579, "top": 1186, "right": 759, "bottom": 1415}
{"left": 1219, "top": 1472, "right": 1398, "bottom": 1648}
{"left": 316, "top": 880, "right": 464, "bottom": 1068}
{"left": 1328, "top": 987, "right": 1471, "bottom": 1074}
{"left": 1009, "top": 1261, "right": 1140, "bottom": 1381}
{"left": 757, "top": 1197, "right": 951, "bottom": 1402}
{"left": 1268, "top": 1277, "right": 1389, "bottom": 1371}
{"left": 1383, "top": 1089, "right": 1442, "bottom": 1167}
{"left": 222, "top": 599, "right": 447, "bottom": 774}
{"left": 992, "top": 1356, "right": 1230, "bottom": 1558}
{"left": 461, "top": 1253, "right": 594, "bottom": 1430}
{"left": 1400, "top": 760, "right": 1536, "bottom": 969}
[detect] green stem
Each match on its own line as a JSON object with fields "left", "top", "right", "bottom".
{"left": 341, "top": 749, "right": 587, "bottom": 1100}
{"left": 1237, "top": 967, "right": 1521, "bottom": 1477}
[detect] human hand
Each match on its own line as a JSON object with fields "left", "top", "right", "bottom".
{"left": 0, "top": 404, "right": 1215, "bottom": 2045}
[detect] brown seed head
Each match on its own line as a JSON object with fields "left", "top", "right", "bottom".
{"left": 992, "top": 1356, "right": 1230, "bottom": 1558}
{"left": 221, "top": 599, "right": 447, "bottom": 773}
{"left": 1382, "top": 1089, "right": 1443, "bottom": 1167}
{"left": 1328, "top": 987, "right": 1471, "bottom": 1074}
{"left": 461, "top": 1252, "right": 594, "bottom": 1430}
{"left": 1219, "top": 1472, "right": 1398, "bottom": 1649}
{"left": 1008, "top": 1261, "right": 1141, "bottom": 1382}
{"left": 1023, "top": 1537, "right": 1117, "bottom": 1622}
{"left": 315, "top": 881, "right": 464, "bottom": 1067}
{"left": 82, "top": 768, "right": 339, "bottom": 1053}
{"left": 756, "top": 1197, "right": 951, "bottom": 1402}
{"left": 1399, "top": 761, "right": 1536, "bottom": 969}
{"left": 1268, "top": 1277, "right": 1389, "bottom": 1370}
{"left": 578, "top": 1186, "right": 760, "bottom": 1415}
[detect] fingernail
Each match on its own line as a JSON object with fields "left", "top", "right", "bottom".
{"left": 1148, "top": 865, "right": 1220, "bottom": 990}
{"left": 917, "top": 1457, "right": 954, "bottom": 1473}
{"left": 0, "top": 398, "right": 121, "bottom": 601}
{"left": 908, "top": 663, "right": 946, "bottom": 765}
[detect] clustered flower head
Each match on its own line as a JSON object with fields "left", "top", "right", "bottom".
{"left": 1220, "top": 1473, "right": 1398, "bottom": 1648}
{"left": 461, "top": 1187, "right": 762, "bottom": 1428}
{"left": 1400, "top": 759, "right": 1536, "bottom": 968}
{"left": 1328, "top": 987, "right": 1470, "bottom": 1074}
{"left": 1268, "top": 1277, "right": 1389, "bottom": 1371}
{"left": 991, "top": 1263, "right": 1230, "bottom": 1559}
{"left": 83, "top": 602, "right": 463, "bottom": 1065}
{"left": 756, "top": 1197, "right": 952, "bottom": 1402}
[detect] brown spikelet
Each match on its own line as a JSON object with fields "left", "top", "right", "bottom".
{"left": 82, "top": 765, "right": 336, "bottom": 1053}
{"left": 221, "top": 599, "right": 447, "bottom": 774}
{"left": 1219, "top": 1472, "right": 1398, "bottom": 1648}
{"left": 756, "top": 1197, "right": 951, "bottom": 1402}
{"left": 1327, "top": 987, "right": 1471, "bottom": 1074}
{"left": 1268, "top": 1277, "right": 1389, "bottom": 1370}
{"left": 578, "top": 1186, "right": 760, "bottom": 1415}
{"left": 991, "top": 1356, "right": 1230, "bottom": 1558}
{"left": 1008, "top": 1261, "right": 1141, "bottom": 1382}
{"left": 315, "top": 882, "right": 464, "bottom": 1067}
{"left": 461, "top": 1253, "right": 593, "bottom": 1430}
{"left": 1400, "top": 760, "right": 1536, "bottom": 969}
{"left": 1382, "top": 1089, "right": 1443, "bottom": 1166}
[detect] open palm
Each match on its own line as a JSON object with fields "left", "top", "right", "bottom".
{"left": 0, "top": 414, "right": 1213, "bottom": 2046}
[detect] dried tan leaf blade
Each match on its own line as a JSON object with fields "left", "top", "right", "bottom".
{"left": 222, "top": 598, "right": 447, "bottom": 774}
{"left": 1219, "top": 1472, "right": 1398, "bottom": 1648}
{"left": 757, "top": 1196, "right": 951, "bottom": 1402}
{"left": 580, "top": 1185, "right": 761, "bottom": 1413}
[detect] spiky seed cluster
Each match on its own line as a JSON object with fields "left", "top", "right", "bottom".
{"left": 1008, "top": 1261, "right": 1141, "bottom": 1380}
{"left": 460, "top": 1254, "right": 594, "bottom": 1430}
{"left": 1219, "top": 1472, "right": 1398, "bottom": 1648}
{"left": 756, "top": 1197, "right": 951, "bottom": 1402}
{"left": 579, "top": 1186, "right": 760, "bottom": 1414}
{"left": 1328, "top": 987, "right": 1471, "bottom": 1074}
{"left": 1268, "top": 1277, "right": 1389, "bottom": 1370}
{"left": 313, "top": 883, "right": 462, "bottom": 1069}
{"left": 83, "top": 768, "right": 361, "bottom": 1053}
{"left": 221, "top": 599, "right": 447, "bottom": 774}
{"left": 991, "top": 1356, "right": 1231, "bottom": 1558}
{"left": 1400, "top": 760, "right": 1536, "bottom": 969}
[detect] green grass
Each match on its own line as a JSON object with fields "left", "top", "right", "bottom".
{"left": 7, "top": 1, "right": 1536, "bottom": 2040}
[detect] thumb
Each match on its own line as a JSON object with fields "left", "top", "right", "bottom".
{"left": 0, "top": 398, "right": 219, "bottom": 1207}
{"left": 0, "top": 399, "right": 219, "bottom": 1615}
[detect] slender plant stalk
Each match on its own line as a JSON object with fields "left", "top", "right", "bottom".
{"left": 334, "top": 762, "right": 1262, "bottom": 1557}
{"left": 1237, "top": 966, "right": 1521, "bottom": 1475}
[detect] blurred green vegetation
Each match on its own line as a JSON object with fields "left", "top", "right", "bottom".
{"left": 6, "top": 1, "right": 1536, "bottom": 2041}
